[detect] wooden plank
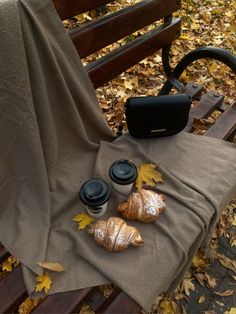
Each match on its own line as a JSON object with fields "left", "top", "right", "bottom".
{"left": 96, "top": 288, "right": 142, "bottom": 313}
{"left": 85, "top": 287, "right": 106, "bottom": 311}
{"left": 0, "top": 248, "right": 10, "bottom": 265}
{"left": 184, "top": 92, "right": 224, "bottom": 132}
{"left": 204, "top": 101, "right": 236, "bottom": 139}
{"left": 32, "top": 288, "right": 93, "bottom": 313}
{"left": 86, "top": 18, "right": 181, "bottom": 88}
{"left": 0, "top": 265, "right": 28, "bottom": 313}
{"left": 70, "top": 0, "right": 181, "bottom": 59}
{"left": 181, "top": 83, "right": 204, "bottom": 101}
{"left": 52, "top": 0, "right": 112, "bottom": 20}
{"left": 0, "top": 243, "right": 11, "bottom": 264}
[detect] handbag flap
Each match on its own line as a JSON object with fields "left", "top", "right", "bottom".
{"left": 125, "top": 94, "right": 192, "bottom": 138}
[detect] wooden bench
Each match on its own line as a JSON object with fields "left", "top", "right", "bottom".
{"left": 0, "top": 0, "right": 235, "bottom": 312}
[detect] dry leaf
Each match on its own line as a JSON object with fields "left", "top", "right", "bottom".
{"left": 224, "top": 308, "right": 236, "bottom": 314}
{"left": 18, "top": 297, "right": 42, "bottom": 314}
{"left": 192, "top": 251, "right": 208, "bottom": 270}
{"left": 37, "top": 262, "right": 65, "bottom": 272}
{"left": 2, "top": 260, "right": 12, "bottom": 272}
{"left": 160, "top": 300, "right": 174, "bottom": 314}
{"left": 79, "top": 303, "right": 95, "bottom": 314}
{"left": 216, "top": 253, "right": 236, "bottom": 273}
{"left": 195, "top": 273, "right": 206, "bottom": 287}
{"left": 214, "top": 289, "right": 234, "bottom": 297}
{"left": 73, "top": 213, "right": 95, "bottom": 230}
{"left": 181, "top": 278, "right": 195, "bottom": 296}
{"left": 205, "top": 273, "right": 217, "bottom": 289}
{"left": 136, "top": 163, "right": 163, "bottom": 190}
{"left": 199, "top": 295, "right": 206, "bottom": 303}
{"left": 35, "top": 272, "right": 52, "bottom": 294}
{"left": 231, "top": 214, "right": 236, "bottom": 226}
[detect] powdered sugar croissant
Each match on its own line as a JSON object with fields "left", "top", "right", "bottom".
{"left": 88, "top": 217, "right": 144, "bottom": 252}
{"left": 118, "top": 189, "right": 166, "bottom": 223}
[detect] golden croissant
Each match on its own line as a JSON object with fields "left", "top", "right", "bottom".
{"left": 88, "top": 217, "right": 144, "bottom": 252}
{"left": 118, "top": 189, "right": 166, "bottom": 223}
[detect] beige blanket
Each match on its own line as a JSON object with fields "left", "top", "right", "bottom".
{"left": 0, "top": 0, "right": 235, "bottom": 311}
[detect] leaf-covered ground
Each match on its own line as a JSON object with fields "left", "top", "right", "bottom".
{"left": 1, "top": 0, "right": 235, "bottom": 313}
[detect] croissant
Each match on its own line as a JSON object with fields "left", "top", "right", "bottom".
{"left": 117, "top": 189, "right": 166, "bottom": 223}
{"left": 88, "top": 217, "right": 144, "bottom": 252}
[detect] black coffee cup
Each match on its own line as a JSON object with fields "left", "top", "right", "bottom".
{"left": 79, "top": 179, "right": 111, "bottom": 217}
{"left": 109, "top": 159, "right": 138, "bottom": 195}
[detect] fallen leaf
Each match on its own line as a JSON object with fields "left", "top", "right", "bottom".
{"left": 18, "top": 297, "right": 42, "bottom": 314}
{"left": 160, "top": 300, "right": 176, "bottom": 314}
{"left": 214, "top": 289, "right": 234, "bottom": 297}
{"left": 35, "top": 272, "right": 52, "bottom": 294}
{"left": 205, "top": 273, "right": 217, "bottom": 289}
{"left": 224, "top": 308, "right": 236, "bottom": 314}
{"left": 216, "top": 253, "right": 236, "bottom": 273}
{"left": 37, "top": 262, "right": 65, "bottom": 272}
{"left": 2, "top": 260, "right": 12, "bottom": 272}
{"left": 136, "top": 163, "right": 163, "bottom": 190}
{"left": 79, "top": 303, "right": 95, "bottom": 314}
{"left": 194, "top": 273, "right": 206, "bottom": 287}
{"left": 192, "top": 251, "right": 208, "bottom": 270}
{"left": 181, "top": 278, "right": 195, "bottom": 296}
{"left": 199, "top": 295, "right": 206, "bottom": 303}
{"left": 231, "top": 214, "right": 236, "bottom": 226}
{"left": 73, "top": 213, "right": 95, "bottom": 230}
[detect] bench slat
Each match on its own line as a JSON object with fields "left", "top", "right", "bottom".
{"left": 86, "top": 18, "right": 181, "bottom": 88}
{"left": 32, "top": 288, "right": 93, "bottom": 313}
{"left": 96, "top": 288, "right": 142, "bottom": 313}
{"left": 0, "top": 243, "right": 11, "bottom": 264}
{"left": 85, "top": 287, "right": 106, "bottom": 311}
{"left": 70, "top": 0, "right": 181, "bottom": 59}
{"left": 0, "top": 265, "right": 27, "bottom": 313}
{"left": 184, "top": 92, "right": 224, "bottom": 132}
{"left": 53, "top": 0, "right": 113, "bottom": 20}
{"left": 204, "top": 101, "right": 236, "bottom": 139}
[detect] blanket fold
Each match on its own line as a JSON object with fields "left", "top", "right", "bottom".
{"left": 0, "top": 0, "right": 235, "bottom": 311}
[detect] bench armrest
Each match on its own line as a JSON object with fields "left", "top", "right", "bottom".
{"left": 159, "top": 45, "right": 236, "bottom": 95}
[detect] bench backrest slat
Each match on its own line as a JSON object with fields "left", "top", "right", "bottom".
{"left": 70, "top": 0, "right": 181, "bottom": 59}
{"left": 86, "top": 18, "right": 181, "bottom": 88}
{"left": 53, "top": 0, "right": 113, "bottom": 20}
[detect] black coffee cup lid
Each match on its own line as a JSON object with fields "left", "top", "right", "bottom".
{"left": 79, "top": 179, "right": 110, "bottom": 207}
{"left": 109, "top": 159, "right": 137, "bottom": 185}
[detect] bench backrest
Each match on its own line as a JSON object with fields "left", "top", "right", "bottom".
{"left": 53, "top": 0, "right": 181, "bottom": 88}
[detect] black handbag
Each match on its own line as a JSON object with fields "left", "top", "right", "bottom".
{"left": 125, "top": 94, "right": 192, "bottom": 138}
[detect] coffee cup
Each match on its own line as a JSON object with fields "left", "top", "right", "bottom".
{"left": 109, "top": 159, "right": 138, "bottom": 195}
{"left": 79, "top": 179, "right": 111, "bottom": 217}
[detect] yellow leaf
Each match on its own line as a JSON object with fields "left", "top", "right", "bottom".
{"left": 180, "top": 70, "right": 189, "bottom": 83}
{"left": 231, "top": 214, "right": 236, "bottom": 226}
{"left": 159, "top": 300, "right": 176, "bottom": 314}
{"left": 72, "top": 213, "right": 95, "bottom": 230}
{"left": 224, "top": 308, "right": 236, "bottom": 314}
{"left": 35, "top": 272, "right": 52, "bottom": 294}
{"left": 192, "top": 252, "right": 208, "bottom": 270}
{"left": 37, "top": 262, "right": 65, "bottom": 272}
{"left": 230, "top": 20, "right": 236, "bottom": 33}
{"left": 198, "top": 295, "right": 206, "bottom": 304}
{"left": 2, "top": 260, "right": 12, "bottom": 272}
{"left": 135, "top": 163, "right": 163, "bottom": 190}
{"left": 181, "top": 278, "right": 195, "bottom": 296}
{"left": 18, "top": 297, "right": 42, "bottom": 314}
{"left": 209, "top": 63, "right": 218, "bottom": 75}
{"left": 123, "top": 77, "right": 138, "bottom": 90}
